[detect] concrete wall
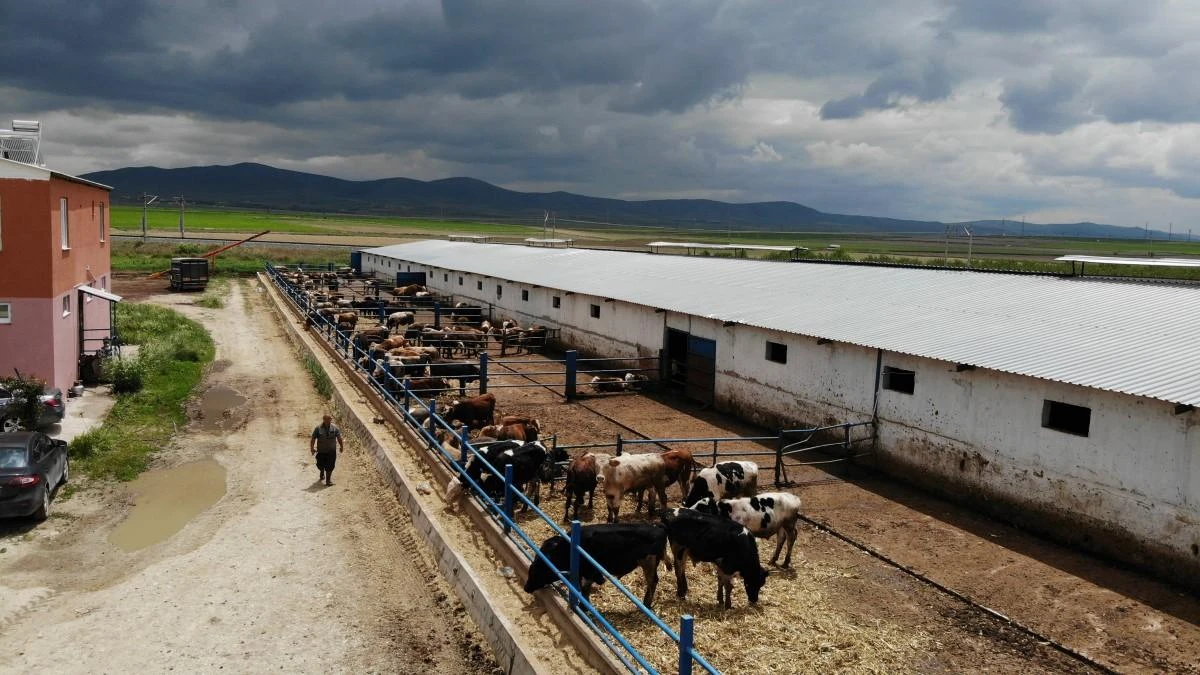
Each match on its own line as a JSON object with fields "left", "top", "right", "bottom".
{"left": 362, "top": 249, "right": 1200, "bottom": 585}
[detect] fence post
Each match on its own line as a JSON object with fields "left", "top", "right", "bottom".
{"left": 459, "top": 426, "right": 471, "bottom": 466}
{"left": 402, "top": 381, "right": 411, "bottom": 409}
{"left": 569, "top": 520, "right": 582, "bottom": 611}
{"left": 479, "top": 352, "right": 489, "bottom": 394}
{"left": 615, "top": 434, "right": 623, "bottom": 456}
{"left": 427, "top": 398, "right": 437, "bottom": 434}
{"left": 503, "top": 464, "right": 515, "bottom": 534}
{"left": 712, "top": 439, "right": 718, "bottom": 466}
{"left": 564, "top": 350, "right": 578, "bottom": 400}
{"left": 775, "top": 431, "right": 784, "bottom": 486}
{"left": 678, "top": 614, "right": 695, "bottom": 675}
{"left": 433, "top": 301, "right": 442, "bottom": 328}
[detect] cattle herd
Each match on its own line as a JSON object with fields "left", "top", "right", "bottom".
{"left": 275, "top": 266, "right": 804, "bottom": 615}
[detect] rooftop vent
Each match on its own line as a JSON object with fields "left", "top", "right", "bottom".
{"left": 0, "top": 119, "right": 44, "bottom": 166}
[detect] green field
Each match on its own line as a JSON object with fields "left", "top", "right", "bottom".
{"left": 110, "top": 204, "right": 1200, "bottom": 280}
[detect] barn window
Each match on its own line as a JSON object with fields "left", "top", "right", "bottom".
{"left": 590, "top": 304, "right": 601, "bottom": 319}
{"left": 60, "top": 197, "right": 70, "bottom": 249}
{"left": 443, "top": 273, "right": 448, "bottom": 282}
{"left": 0, "top": 302, "right": 10, "bottom": 324}
{"left": 476, "top": 280, "right": 483, "bottom": 291}
{"left": 521, "top": 289, "right": 529, "bottom": 302}
{"left": 552, "top": 296, "right": 561, "bottom": 309}
{"left": 1042, "top": 400, "right": 1091, "bottom": 437}
{"left": 458, "top": 276, "right": 463, "bottom": 286}
{"left": 496, "top": 284, "right": 503, "bottom": 299}
{"left": 765, "top": 341, "right": 787, "bottom": 364}
{"left": 882, "top": 366, "right": 915, "bottom": 394}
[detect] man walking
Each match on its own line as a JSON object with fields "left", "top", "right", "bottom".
{"left": 309, "top": 414, "right": 344, "bottom": 486}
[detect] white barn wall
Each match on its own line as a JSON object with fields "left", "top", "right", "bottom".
{"left": 360, "top": 247, "right": 1200, "bottom": 585}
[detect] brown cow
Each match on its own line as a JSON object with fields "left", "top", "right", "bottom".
{"left": 403, "top": 377, "right": 450, "bottom": 396}
{"left": 446, "top": 393, "right": 497, "bottom": 430}
{"left": 477, "top": 418, "right": 540, "bottom": 442}
{"left": 563, "top": 453, "right": 599, "bottom": 523}
{"left": 335, "top": 311, "right": 358, "bottom": 328}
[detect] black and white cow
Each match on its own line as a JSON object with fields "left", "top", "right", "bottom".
{"left": 445, "top": 440, "right": 548, "bottom": 507}
{"left": 690, "top": 492, "right": 803, "bottom": 567}
{"left": 683, "top": 461, "right": 759, "bottom": 506}
{"left": 661, "top": 507, "right": 769, "bottom": 609}
{"left": 426, "top": 360, "right": 482, "bottom": 397}
{"left": 523, "top": 523, "right": 668, "bottom": 609}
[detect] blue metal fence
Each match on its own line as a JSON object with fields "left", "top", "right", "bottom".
{"left": 266, "top": 263, "right": 719, "bottom": 675}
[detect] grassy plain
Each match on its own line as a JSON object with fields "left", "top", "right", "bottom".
{"left": 111, "top": 204, "right": 1200, "bottom": 279}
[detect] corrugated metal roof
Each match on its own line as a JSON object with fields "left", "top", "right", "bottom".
{"left": 363, "top": 240, "right": 1200, "bottom": 406}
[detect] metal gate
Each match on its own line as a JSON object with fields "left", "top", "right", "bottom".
{"left": 666, "top": 329, "right": 715, "bottom": 406}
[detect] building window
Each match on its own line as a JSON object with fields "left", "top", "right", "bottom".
{"left": 882, "top": 366, "right": 915, "bottom": 394}
{"left": 101, "top": 275, "right": 107, "bottom": 290}
{"left": 60, "top": 197, "right": 70, "bottom": 249}
{"left": 590, "top": 304, "right": 601, "bottom": 319}
{"left": 458, "top": 276, "right": 464, "bottom": 286}
{"left": 496, "top": 284, "right": 503, "bottom": 299}
{"left": 62, "top": 296, "right": 70, "bottom": 317}
{"left": 765, "top": 341, "right": 788, "bottom": 364}
{"left": 0, "top": 302, "right": 10, "bottom": 324}
{"left": 1042, "top": 400, "right": 1091, "bottom": 437}
{"left": 552, "top": 296, "right": 561, "bottom": 309}
{"left": 477, "top": 280, "right": 483, "bottom": 291}
{"left": 521, "top": 289, "right": 529, "bottom": 302}
{"left": 443, "top": 273, "right": 448, "bottom": 282}
{"left": 99, "top": 202, "right": 107, "bottom": 242}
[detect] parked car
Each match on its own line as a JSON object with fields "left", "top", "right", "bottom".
{"left": 0, "top": 431, "right": 69, "bottom": 520}
{"left": 0, "top": 386, "right": 66, "bottom": 433}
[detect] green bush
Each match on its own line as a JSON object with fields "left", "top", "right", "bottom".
{"left": 104, "top": 356, "right": 146, "bottom": 394}
{"left": 0, "top": 374, "right": 47, "bottom": 430}
{"left": 174, "top": 243, "right": 204, "bottom": 255}
{"left": 68, "top": 427, "right": 117, "bottom": 459}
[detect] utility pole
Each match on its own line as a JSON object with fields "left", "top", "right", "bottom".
{"left": 141, "top": 193, "right": 159, "bottom": 241}
{"left": 174, "top": 195, "right": 186, "bottom": 239}
{"left": 1168, "top": 222, "right": 1173, "bottom": 242}
{"left": 965, "top": 224, "right": 974, "bottom": 267}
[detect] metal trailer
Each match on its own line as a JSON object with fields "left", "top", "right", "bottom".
{"left": 169, "top": 257, "right": 210, "bottom": 291}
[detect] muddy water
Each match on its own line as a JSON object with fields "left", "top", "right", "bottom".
{"left": 194, "top": 384, "right": 247, "bottom": 430}
{"left": 108, "top": 459, "right": 227, "bottom": 552}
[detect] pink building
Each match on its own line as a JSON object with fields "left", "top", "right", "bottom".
{"left": 0, "top": 121, "right": 117, "bottom": 392}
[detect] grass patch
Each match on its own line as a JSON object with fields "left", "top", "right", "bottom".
{"left": 194, "top": 277, "right": 230, "bottom": 309}
{"left": 303, "top": 355, "right": 333, "bottom": 400}
{"left": 69, "top": 303, "right": 215, "bottom": 480}
{"left": 111, "top": 240, "right": 348, "bottom": 274}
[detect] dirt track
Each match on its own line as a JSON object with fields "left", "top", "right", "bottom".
{"left": 0, "top": 279, "right": 497, "bottom": 674}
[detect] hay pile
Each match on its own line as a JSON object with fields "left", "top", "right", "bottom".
{"left": 518, "top": 502, "right": 933, "bottom": 674}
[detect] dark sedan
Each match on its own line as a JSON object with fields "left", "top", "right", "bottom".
{"left": 0, "top": 432, "right": 69, "bottom": 520}
{"left": 0, "top": 386, "right": 66, "bottom": 433}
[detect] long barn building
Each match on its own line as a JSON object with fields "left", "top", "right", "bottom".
{"left": 359, "top": 240, "right": 1200, "bottom": 586}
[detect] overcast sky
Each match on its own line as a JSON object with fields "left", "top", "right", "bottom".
{"left": 4, "top": 0, "right": 1199, "bottom": 227}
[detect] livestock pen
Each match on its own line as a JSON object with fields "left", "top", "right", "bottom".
{"left": 267, "top": 261, "right": 1179, "bottom": 674}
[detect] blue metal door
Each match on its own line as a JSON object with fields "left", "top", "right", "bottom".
{"left": 350, "top": 251, "right": 362, "bottom": 273}
{"left": 685, "top": 336, "right": 716, "bottom": 405}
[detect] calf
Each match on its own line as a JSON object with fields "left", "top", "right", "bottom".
{"left": 684, "top": 461, "right": 759, "bottom": 507}
{"left": 524, "top": 523, "right": 668, "bottom": 609}
{"left": 691, "top": 492, "right": 803, "bottom": 567}
{"left": 446, "top": 393, "right": 497, "bottom": 430}
{"left": 563, "top": 453, "right": 599, "bottom": 523}
{"left": 334, "top": 311, "right": 359, "bottom": 328}
{"left": 589, "top": 376, "right": 625, "bottom": 393}
{"left": 623, "top": 372, "right": 650, "bottom": 391}
{"left": 403, "top": 377, "right": 450, "bottom": 397}
{"left": 602, "top": 453, "right": 669, "bottom": 523}
{"left": 662, "top": 507, "right": 769, "bottom": 609}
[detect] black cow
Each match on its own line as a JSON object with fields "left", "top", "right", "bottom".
{"left": 446, "top": 440, "right": 548, "bottom": 508}
{"left": 523, "top": 523, "right": 668, "bottom": 609}
{"left": 427, "top": 360, "right": 482, "bottom": 397}
{"left": 662, "top": 507, "right": 769, "bottom": 609}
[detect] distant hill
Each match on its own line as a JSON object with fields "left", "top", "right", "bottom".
{"left": 83, "top": 162, "right": 1146, "bottom": 237}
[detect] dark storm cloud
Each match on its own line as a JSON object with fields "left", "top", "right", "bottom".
{"left": 999, "top": 66, "right": 1091, "bottom": 134}
{"left": 820, "top": 59, "right": 956, "bottom": 119}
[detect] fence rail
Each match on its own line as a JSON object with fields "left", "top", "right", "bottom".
{"left": 266, "top": 263, "right": 718, "bottom": 675}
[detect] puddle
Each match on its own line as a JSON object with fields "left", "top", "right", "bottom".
{"left": 109, "top": 459, "right": 227, "bottom": 552}
{"left": 194, "top": 385, "right": 247, "bottom": 430}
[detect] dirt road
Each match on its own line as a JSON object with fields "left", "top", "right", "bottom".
{"left": 0, "top": 280, "right": 496, "bottom": 674}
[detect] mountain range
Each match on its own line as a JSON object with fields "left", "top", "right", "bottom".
{"left": 82, "top": 162, "right": 1146, "bottom": 237}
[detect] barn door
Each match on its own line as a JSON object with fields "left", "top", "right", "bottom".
{"left": 685, "top": 335, "right": 716, "bottom": 406}
{"left": 394, "top": 271, "right": 427, "bottom": 286}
